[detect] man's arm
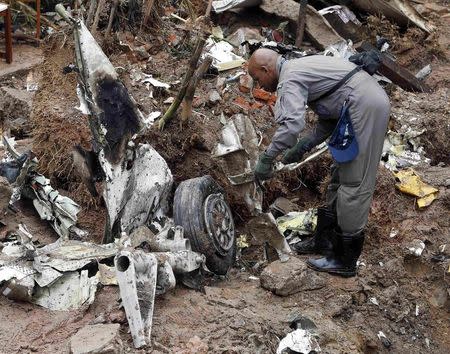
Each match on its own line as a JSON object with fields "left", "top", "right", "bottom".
{"left": 281, "top": 113, "right": 337, "bottom": 164}
{"left": 303, "top": 118, "right": 337, "bottom": 151}
{"left": 266, "top": 80, "right": 308, "bottom": 157}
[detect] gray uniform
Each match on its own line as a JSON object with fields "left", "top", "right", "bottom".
{"left": 267, "top": 55, "right": 390, "bottom": 235}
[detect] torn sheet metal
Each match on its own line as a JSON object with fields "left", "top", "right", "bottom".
{"left": 204, "top": 39, "right": 246, "bottom": 71}
{"left": 394, "top": 169, "right": 438, "bottom": 208}
{"left": 0, "top": 262, "right": 35, "bottom": 283}
{"left": 33, "top": 270, "right": 98, "bottom": 310}
{"left": 115, "top": 250, "right": 158, "bottom": 348}
{"left": 56, "top": 4, "right": 144, "bottom": 165}
{"left": 141, "top": 76, "right": 170, "bottom": 89}
{"left": 76, "top": 85, "right": 90, "bottom": 114}
{"left": 276, "top": 209, "right": 317, "bottom": 244}
{"left": 214, "top": 114, "right": 262, "bottom": 214}
{"left": 276, "top": 328, "right": 321, "bottom": 354}
{"left": 34, "top": 266, "right": 63, "bottom": 287}
{"left": 318, "top": 6, "right": 362, "bottom": 42}
{"left": 247, "top": 213, "right": 292, "bottom": 262}
{"left": 0, "top": 257, "right": 36, "bottom": 303}
{"left": 226, "top": 28, "right": 264, "bottom": 56}
{"left": 212, "top": 0, "right": 261, "bottom": 13}
{"left": 407, "top": 239, "right": 426, "bottom": 257}
{"left": 2, "top": 135, "right": 85, "bottom": 239}
{"left": 319, "top": 6, "right": 361, "bottom": 25}
{"left": 2, "top": 275, "right": 35, "bottom": 302}
{"left": 30, "top": 175, "right": 82, "bottom": 239}
{"left": 1, "top": 225, "right": 36, "bottom": 300}
{"left": 143, "top": 111, "right": 161, "bottom": 127}
{"left": 153, "top": 251, "right": 205, "bottom": 273}
{"left": 100, "top": 144, "right": 173, "bottom": 240}
{"left": 270, "top": 197, "right": 300, "bottom": 216}
{"left": 415, "top": 64, "right": 432, "bottom": 80}
{"left": 156, "top": 261, "right": 176, "bottom": 295}
{"left": 323, "top": 40, "right": 356, "bottom": 59}
{"left": 214, "top": 120, "right": 244, "bottom": 157}
{"left": 98, "top": 264, "right": 118, "bottom": 286}
{"left": 2, "top": 224, "right": 35, "bottom": 257}
{"left": 1, "top": 135, "right": 38, "bottom": 204}
{"left": 382, "top": 128, "right": 430, "bottom": 171}
{"left": 35, "top": 239, "right": 117, "bottom": 272}
{"left": 351, "top": 0, "right": 435, "bottom": 33}
{"left": 1, "top": 235, "right": 117, "bottom": 309}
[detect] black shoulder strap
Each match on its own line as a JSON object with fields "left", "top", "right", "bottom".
{"left": 309, "top": 66, "right": 363, "bottom": 105}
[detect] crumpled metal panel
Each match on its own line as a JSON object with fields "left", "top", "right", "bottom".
{"left": 30, "top": 175, "right": 82, "bottom": 239}
{"left": 77, "top": 22, "right": 118, "bottom": 99}
{"left": 100, "top": 144, "right": 173, "bottom": 237}
{"left": 33, "top": 270, "right": 98, "bottom": 310}
{"left": 35, "top": 239, "right": 117, "bottom": 272}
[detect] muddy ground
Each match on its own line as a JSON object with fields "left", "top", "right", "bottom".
{"left": 0, "top": 0, "right": 449, "bottom": 353}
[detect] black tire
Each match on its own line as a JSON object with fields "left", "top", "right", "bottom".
{"left": 173, "top": 175, "right": 236, "bottom": 275}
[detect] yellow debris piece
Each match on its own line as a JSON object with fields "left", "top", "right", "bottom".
{"left": 417, "top": 192, "right": 439, "bottom": 208}
{"left": 276, "top": 209, "right": 317, "bottom": 236}
{"left": 394, "top": 169, "right": 439, "bottom": 208}
{"left": 237, "top": 234, "right": 250, "bottom": 249}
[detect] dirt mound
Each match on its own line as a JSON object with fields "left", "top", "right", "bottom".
{"left": 30, "top": 38, "right": 99, "bottom": 208}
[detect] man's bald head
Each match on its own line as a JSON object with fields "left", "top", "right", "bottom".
{"left": 248, "top": 48, "right": 280, "bottom": 92}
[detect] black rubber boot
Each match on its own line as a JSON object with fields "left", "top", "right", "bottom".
{"left": 306, "top": 231, "right": 365, "bottom": 277}
{"left": 292, "top": 207, "right": 336, "bottom": 255}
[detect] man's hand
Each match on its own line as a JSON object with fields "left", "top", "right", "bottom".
{"left": 282, "top": 137, "right": 311, "bottom": 164}
{"left": 255, "top": 152, "right": 275, "bottom": 181}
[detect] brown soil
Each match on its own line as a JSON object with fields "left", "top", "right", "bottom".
{"left": 0, "top": 1, "right": 449, "bottom": 353}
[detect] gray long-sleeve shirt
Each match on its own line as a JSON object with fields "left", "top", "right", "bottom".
{"left": 266, "top": 55, "right": 358, "bottom": 157}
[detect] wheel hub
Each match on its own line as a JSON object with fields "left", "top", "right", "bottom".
{"left": 203, "top": 193, "right": 235, "bottom": 256}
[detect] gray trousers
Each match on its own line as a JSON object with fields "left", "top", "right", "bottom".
{"left": 326, "top": 76, "right": 390, "bottom": 235}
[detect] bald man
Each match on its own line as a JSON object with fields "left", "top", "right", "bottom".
{"left": 248, "top": 48, "right": 390, "bottom": 277}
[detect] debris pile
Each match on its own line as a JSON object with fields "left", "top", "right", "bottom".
{"left": 0, "top": 0, "right": 449, "bottom": 352}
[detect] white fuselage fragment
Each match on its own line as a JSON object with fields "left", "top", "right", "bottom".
{"left": 99, "top": 144, "right": 173, "bottom": 235}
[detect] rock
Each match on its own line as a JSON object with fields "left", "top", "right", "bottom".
{"left": 215, "top": 77, "right": 226, "bottom": 91}
{"left": 0, "top": 177, "right": 12, "bottom": 212}
{"left": 185, "top": 336, "right": 208, "bottom": 354}
{"left": 239, "top": 74, "right": 253, "bottom": 93}
{"left": 69, "top": 324, "right": 123, "bottom": 354}
{"left": 208, "top": 90, "right": 222, "bottom": 106}
{"left": 134, "top": 46, "right": 150, "bottom": 61}
{"left": 287, "top": 312, "right": 317, "bottom": 330}
{"left": 0, "top": 87, "right": 34, "bottom": 135}
{"left": 429, "top": 285, "right": 448, "bottom": 308}
{"left": 415, "top": 224, "right": 437, "bottom": 235}
{"left": 229, "top": 318, "right": 246, "bottom": 330}
{"left": 192, "top": 96, "right": 206, "bottom": 108}
{"left": 92, "top": 313, "right": 107, "bottom": 324}
{"left": 108, "top": 309, "right": 127, "bottom": 324}
{"left": 424, "top": 3, "right": 449, "bottom": 15}
{"left": 260, "top": 257, "right": 327, "bottom": 296}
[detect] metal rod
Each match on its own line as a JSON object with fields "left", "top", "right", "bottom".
{"left": 295, "top": 0, "right": 308, "bottom": 47}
